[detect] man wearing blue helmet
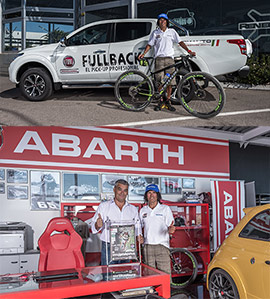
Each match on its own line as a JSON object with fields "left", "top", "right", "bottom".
{"left": 139, "top": 13, "right": 196, "bottom": 111}
{"left": 139, "top": 184, "right": 175, "bottom": 275}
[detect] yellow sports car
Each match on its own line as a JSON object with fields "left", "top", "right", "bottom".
{"left": 207, "top": 204, "right": 270, "bottom": 299}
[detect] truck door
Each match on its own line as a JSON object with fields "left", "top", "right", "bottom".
{"left": 109, "top": 21, "right": 154, "bottom": 81}
{"left": 55, "top": 23, "right": 111, "bottom": 82}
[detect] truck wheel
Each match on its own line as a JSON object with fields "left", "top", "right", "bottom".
{"left": 19, "top": 68, "right": 53, "bottom": 101}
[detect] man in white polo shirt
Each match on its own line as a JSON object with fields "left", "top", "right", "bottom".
{"left": 139, "top": 184, "right": 175, "bottom": 274}
{"left": 139, "top": 13, "right": 196, "bottom": 111}
{"left": 91, "top": 179, "right": 143, "bottom": 265}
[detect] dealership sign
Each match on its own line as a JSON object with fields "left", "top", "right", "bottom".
{"left": 211, "top": 180, "right": 245, "bottom": 251}
{"left": 0, "top": 127, "right": 229, "bottom": 178}
{"left": 238, "top": 9, "right": 270, "bottom": 42}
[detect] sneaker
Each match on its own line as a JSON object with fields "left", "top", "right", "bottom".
{"left": 165, "top": 100, "right": 176, "bottom": 112}
{"left": 154, "top": 100, "right": 166, "bottom": 111}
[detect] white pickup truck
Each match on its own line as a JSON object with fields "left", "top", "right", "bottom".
{"left": 9, "top": 18, "right": 252, "bottom": 101}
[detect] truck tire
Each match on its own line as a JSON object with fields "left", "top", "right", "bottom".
{"left": 19, "top": 68, "right": 53, "bottom": 101}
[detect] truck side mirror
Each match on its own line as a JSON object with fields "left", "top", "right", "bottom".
{"left": 59, "top": 37, "right": 67, "bottom": 47}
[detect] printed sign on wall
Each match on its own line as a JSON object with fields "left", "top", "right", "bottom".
{"left": 211, "top": 180, "right": 245, "bottom": 251}
{"left": 0, "top": 126, "right": 230, "bottom": 178}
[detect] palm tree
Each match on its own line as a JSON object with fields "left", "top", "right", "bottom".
{"left": 42, "top": 28, "right": 68, "bottom": 44}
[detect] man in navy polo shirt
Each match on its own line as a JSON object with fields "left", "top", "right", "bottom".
{"left": 139, "top": 184, "right": 175, "bottom": 274}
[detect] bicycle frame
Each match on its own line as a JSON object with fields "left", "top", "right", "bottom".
{"left": 115, "top": 54, "right": 225, "bottom": 117}
{"left": 142, "top": 55, "right": 193, "bottom": 100}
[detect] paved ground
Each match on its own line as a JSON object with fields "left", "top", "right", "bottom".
{"left": 0, "top": 75, "right": 269, "bottom": 126}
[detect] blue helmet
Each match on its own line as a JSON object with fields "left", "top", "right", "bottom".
{"left": 145, "top": 184, "right": 160, "bottom": 193}
{"left": 157, "top": 13, "right": 169, "bottom": 21}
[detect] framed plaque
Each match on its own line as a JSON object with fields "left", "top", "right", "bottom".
{"left": 110, "top": 224, "right": 137, "bottom": 262}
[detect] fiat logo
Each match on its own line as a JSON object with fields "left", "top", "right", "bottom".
{"left": 63, "top": 56, "right": 75, "bottom": 67}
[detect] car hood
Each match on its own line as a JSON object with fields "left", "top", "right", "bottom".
{"left": 19, "top": 43, "right": 59, "bottom": 55}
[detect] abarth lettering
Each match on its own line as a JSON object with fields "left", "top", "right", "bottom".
{"left": 13, "top": 131, "right": 184, "bottom": 165}
{"left": 223, "top": 191, "right": 234, "bottom": 236}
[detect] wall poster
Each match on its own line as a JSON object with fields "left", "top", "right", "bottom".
{"left": 102, "top": 174, "right": 127, "bottom": 193}
{"left": 30, "top": 171, "right": 60, "bottom": 210}
{"left": 7, "top": 169, "right": 28, "bottom": 184}
{"left": 63, "top": 172, "right": 99, "bottom": 201}
{"left": 0, "top": 182, "right": 4, "bottom": 194}
{"left": 129, "top": 176, "right": 159, "bottom": 201}
{"left": 0, "top": 169, "right": 5, "bottom": 180}
{"left": 7, "top": 185, "right": 28, "bottom": 199}
{"left": 182, "top": 178, "right": 195, "bottom": 189}
{"left": 161, "top": 177, "right": 182, "bottom": 194}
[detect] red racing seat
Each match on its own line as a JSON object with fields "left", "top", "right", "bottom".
{"left": 38, "top": 217, "right": 85, "bottom": 271}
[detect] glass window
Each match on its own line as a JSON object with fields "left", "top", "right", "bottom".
{"left": 86, "top": 0, "right": 121, "bottom": 5}
{"left": 4, "top": 12, "right": 21, "bottom": 20}
{"left": 4, "top": 22, "right": 22, "bottom": 51}
{"left": 114, "top": 22, "right": 152, "bottom": 42}
{"left": 26, "top": 0, "right": 73, "bottom": 9}
{"left": 4, "top": 0, "right": 21, "bottom": 10}
{"left": 25, "top": 22, "right": 73, "bottom": 47}
{"left": 85, "top": 6, "right": 128, "bottom": 24}
{"left": 137, "top": 0, "right": 269, "bottom": 54}
{"left": 67, "top": 23, "right": 110, "bottom": 46}
{"left": 26, "top": 11, "right": 73, "bottom": 19}
{"left": 239, "top": 209, "right": 270, "bottom": 242}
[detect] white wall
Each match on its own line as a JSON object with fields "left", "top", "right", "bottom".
{"left": 1, "top": 167, "right": 214, "bottom": 249}
{"left": 0, "top": 193, "right": 60, "bottom": 249}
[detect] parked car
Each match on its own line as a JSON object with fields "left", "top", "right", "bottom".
{"left": 207, "top": 204, "right": 270, "bottom": 299}
{"left": 9, "top": 18, "right": 252, "bottom": 101}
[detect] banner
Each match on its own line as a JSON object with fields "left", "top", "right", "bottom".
{"left": 0, "top": 126, "right": 230, "bottom": 178}
{"left": 211, "top": 180, "right": 245, "bottom": 251}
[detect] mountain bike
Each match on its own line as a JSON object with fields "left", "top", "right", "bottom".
{"left": 114, "top": 55, "right": 226, "bottom": 119}
{"left": 169, "top": 247, "right": 198, "bottom": 289}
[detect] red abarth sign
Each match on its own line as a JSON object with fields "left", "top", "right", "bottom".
{"left": 0, "top": 126, "right": 230, "bottom": 178}
{"left": 211, "top": 180, "right": 245, "bottom": 251}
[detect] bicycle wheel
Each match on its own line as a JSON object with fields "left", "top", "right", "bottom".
{"left": 171, "top": 75, "right": 194, "bottom": 104}
{"left": 115, "top": 70, "right": 154, "bottom": 111}
{"left": 170, "top": 248, "right": 198, "bottom": 289}
{"left": 177, "top": 72, "right": 226, "bottom": 119}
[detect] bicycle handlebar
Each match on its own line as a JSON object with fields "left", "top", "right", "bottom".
{"left": 138, "top": 54, "right": 194, "bottom": 75}
{"left": 141, "top": 56, "right": 154, "bottom": 61}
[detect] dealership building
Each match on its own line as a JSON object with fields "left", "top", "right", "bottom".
{"left": 0, "top": 0, "right": 269, "bottom": 54}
